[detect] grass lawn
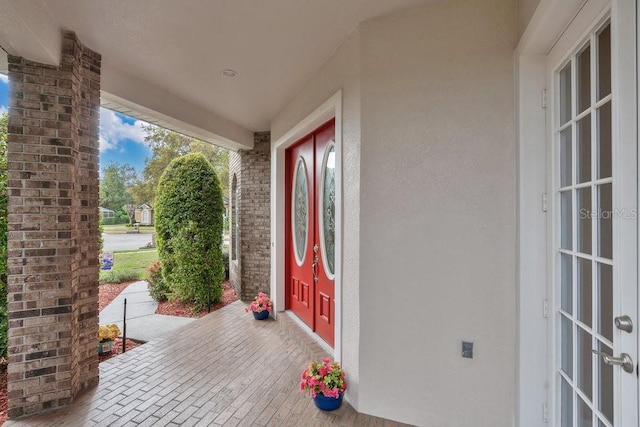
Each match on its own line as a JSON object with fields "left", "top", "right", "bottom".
{"left": 102, "top": 224, "right": 156, "bottom": 234}
{"left": 99, "top": 248, "right": 158, "bottom": 283}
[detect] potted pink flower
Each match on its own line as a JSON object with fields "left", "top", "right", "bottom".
{"left": 300, "top": 358, "right": 347, "bottom": 411}
{"left": 245, "top": 291, "right": 273, "bottom": 320}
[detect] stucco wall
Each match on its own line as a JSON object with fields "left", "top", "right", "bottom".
{"left": 272, "top": 0, "right": 517, "bottom": 424}
{"left": 357, "top": 1, "right": 517, "bottom": 425}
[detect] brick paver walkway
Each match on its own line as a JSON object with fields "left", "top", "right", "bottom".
{"left": 6, "top": 301, "right": 411, "bottom": 426}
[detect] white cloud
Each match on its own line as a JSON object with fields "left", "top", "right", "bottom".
{"left": 0, "top": 74, "right": 7, "bottom": 83}
{"left": 99, "top": 108, "right": 149, "bottom": 152}
{"left": 0, "top": 106, "right": 7, "bottom": 115}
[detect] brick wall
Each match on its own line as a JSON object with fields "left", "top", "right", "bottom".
{"left": 6, "top": 31, "right": 101, "bottom": 418}
{"left": 229, "top": 132, "right": 271, "bottom": 300}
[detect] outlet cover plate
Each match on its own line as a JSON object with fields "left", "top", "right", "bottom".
{"left": 462, "top": 341, "right": 473, "bottom": 358}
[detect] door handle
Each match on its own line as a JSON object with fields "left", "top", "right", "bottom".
{"left": 592, "top": 350, "right": 635, "bottom": 373}
{"left": 311, "top": 244, "right": 319, "bottom": 283}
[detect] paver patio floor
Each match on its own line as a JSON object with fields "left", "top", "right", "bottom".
{"left": 6, "top": 301, "right": 411, "bottom": 426}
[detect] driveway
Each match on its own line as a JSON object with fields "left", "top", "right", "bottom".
{"left": 102, "top": 233, "right": 153, "bottom": 252}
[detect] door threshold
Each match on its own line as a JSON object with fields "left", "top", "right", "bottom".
{"left": 279, "top": 310, "right": 335, "bottom": 360}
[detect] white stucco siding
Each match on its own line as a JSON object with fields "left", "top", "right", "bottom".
{"left": 270, "top": 30, "right": 363, "bottom": 407}
{"left": 357, "top": 1, "right": 517, "bottom": 425}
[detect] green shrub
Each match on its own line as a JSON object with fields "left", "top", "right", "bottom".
{"left": 98, "top": 269, "right": 141, "bottom": 284}
{"left": 155, "top": 153, "right": 224, "bottom": 309}
{"left": 146, "top": 260, "right": 169, "bottom": 301}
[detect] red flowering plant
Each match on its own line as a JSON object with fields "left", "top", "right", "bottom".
{"left": 244, "top": 291, "right": 273, "bottom": 313}
{"left": 300, "top": 358, "right": 347, "bottom": 398}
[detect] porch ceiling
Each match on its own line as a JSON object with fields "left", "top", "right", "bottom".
{"left": 0, "top": 0, "right": 432, "bottom": 150}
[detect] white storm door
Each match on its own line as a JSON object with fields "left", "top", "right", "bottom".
{"left": 548, "top": 2, "right": 638, "bottom": 426}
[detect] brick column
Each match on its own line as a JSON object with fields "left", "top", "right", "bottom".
{"left": 229, "top": 132, "right": 271, "bottom": 300}
{"left": 6, "top": 31, "right": 101, "bottom": 418}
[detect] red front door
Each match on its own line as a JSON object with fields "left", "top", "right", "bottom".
{"left": 286, "top": 120, "right": 335, "bottom": 347}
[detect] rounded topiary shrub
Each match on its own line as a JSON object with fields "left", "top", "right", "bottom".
{"left": 155, "top": 153, "right": 225, "bottom": 309}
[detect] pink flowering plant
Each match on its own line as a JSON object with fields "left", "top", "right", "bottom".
{"left": 300, "top": 358, "right": 347, "bottom": 398}
{"left": 245, "top": 291, "right": 273, "bottom": 313}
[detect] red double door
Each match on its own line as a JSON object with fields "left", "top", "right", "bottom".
{"left": 286, "top": 120, "right": 335, "bottom": 347}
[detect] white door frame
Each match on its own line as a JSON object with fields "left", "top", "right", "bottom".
{"left": 270, "top": 90, "right": 343, "bottom": 361}
{"left": 517, "top": 0, "right": 638, "bottom": 425}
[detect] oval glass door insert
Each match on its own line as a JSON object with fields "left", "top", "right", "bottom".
{"left": 320, "top": 143, "right": 336, "bottom": 277}
{"left": 292, "top": 157, "right": 309, "bottom": 266}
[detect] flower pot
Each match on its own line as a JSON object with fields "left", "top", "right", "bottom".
{"left": 98, "top": 339, "right": 113, "bottom": 355}
{"left": 252, "top": 310, "right": 270, "bottom": 320}
{"left": 313, "top": 392, "right": 344, "bottom": 411}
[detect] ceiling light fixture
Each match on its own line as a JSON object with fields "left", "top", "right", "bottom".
{"left": 221, "top": 69, "right": 238, "bottom": 77}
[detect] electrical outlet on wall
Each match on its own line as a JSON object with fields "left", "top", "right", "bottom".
{"left": 462, "top": 341, "right": 473, "bottom": 358}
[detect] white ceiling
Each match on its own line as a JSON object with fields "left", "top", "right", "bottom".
{"left": 51, "top": 1, "right": 430, "bottom": 132}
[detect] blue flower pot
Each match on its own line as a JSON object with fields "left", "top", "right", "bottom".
{"left": 313, "top": 392, "right": 344, "bottom": 411}
{"left": 253, "top": 310, "right": 270, "bottom": 320}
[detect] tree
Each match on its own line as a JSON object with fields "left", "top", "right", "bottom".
{"left": 130, "top": 125, "right": 229, "bottom": 205}
{"left": 122, "top": 203, "right": 136, "bottom": 224}
{"left": 0, "top": 112, "right": 8, "bottom": 358}
{"left": 99, "top": 162, "right": 137, "bottom": 211}
{"left": 155, "top": 153, "right": 225, "bottom": 309}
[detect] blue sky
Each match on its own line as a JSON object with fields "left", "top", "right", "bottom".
{"left": 98, "top": 108, "right": 151, "bottom": 173}
{"left": 0, "top": 74, "right": 7, "bottom": 116}
{"left": 0, "top": 75, "right": 152, "bottom": 175}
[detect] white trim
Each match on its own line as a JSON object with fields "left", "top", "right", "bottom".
{"left": 271, "top": 90, "right": 343, "bottom": 361}
{"left": 611, "top": 0, "right": 639, "bottom": 423}
{"left": 515, "top": 52, "right": 549, "bottom": 427}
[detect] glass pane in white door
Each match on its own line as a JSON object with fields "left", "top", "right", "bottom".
{"left": 577, "top": 44, "right": 591, "bottom": 114}
{"left": 555, "top": 21, "right": 612, "bottom": 427}
{"left": 577, "top": 116, "right": 591, "bottom": 184}
{"left": 559, "top": 63, "right": 572, "bottom": 125}
{"left": 577, "top": 257, "right": 592, "bottom": 327}
{"left": 596, "top": 26, "right": 611, "bottom": 101}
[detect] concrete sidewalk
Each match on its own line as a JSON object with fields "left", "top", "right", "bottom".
{"left": 98, "top": 280, "right": 197, "bottom": 342}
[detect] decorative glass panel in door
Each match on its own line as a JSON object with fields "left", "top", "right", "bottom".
{"left": 288, "top": 140, "right": 315, "bottom": 328}
{"left": 293, "top": 158, "right": 309, "bottom": 266}
{"left": 320, "top": 143, "right": 336, "bottom": 278}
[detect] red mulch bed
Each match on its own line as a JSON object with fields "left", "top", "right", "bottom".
{"left": 98, "top": 281, "right": 137, "bottom": 312}
{"left": 156, "top": 281, "right": 238, "bottom": 317}
{"left": 0, "top": 279, "right": 237, "bottom": 425}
